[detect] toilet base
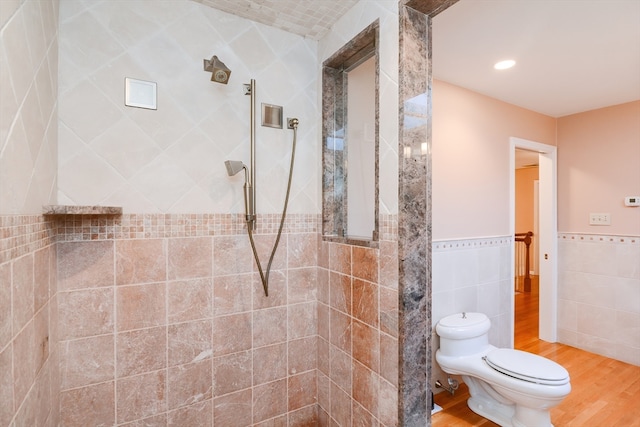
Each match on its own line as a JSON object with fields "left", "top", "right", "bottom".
{"left": 468, "top": 397, "right": 555, "bottom": 427}
{"left": 467, "top": 395, "right": 514, "bottom": 427}
{"left": 463, "top": 375, "right": 556, "bottom": 427}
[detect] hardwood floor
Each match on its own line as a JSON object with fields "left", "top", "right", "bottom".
{"left": 432, "top": 280, "right": 640, "bottom": 426}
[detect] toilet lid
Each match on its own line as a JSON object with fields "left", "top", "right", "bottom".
{"left": 484, "top": 349, "right": 569, "bottom": 385}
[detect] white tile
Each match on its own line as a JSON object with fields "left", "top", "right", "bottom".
{"left": 614, "top": 277, "right": 640, "bottom": 314}
{"left": 617, "top": 242, "right": 640, "bottom": 280}
{"left": 0, "top": 41, "right": 18, "bottom": 147}
{"left": 58, "top": 79, "right": 122, "bottom": 143}
{"left": 22, "top": 0, "right": 48, "bottom": 69}
{"left": 477, "top": 282, "right": 500, "bottom": 318}
{"left": 615, "top": 310, "right": 640, "bottom": 348}
{"left": 59, "top": 10, "right": 124, "bottom": 76}
{"left": 577, "top": 303, "right": 616, "bottom": 340}
{"left": 576, "top": 332, "right": 616, "bottom": 359}
{"left": 3, "top": 9, "right": 34, "bottom": 105}
{"left": 90, "top": 116, "right": 162, "bottom": 179}
{"left": 614, "top": 342, "right": 640, "bottom": 366}
{"left": 0, "top": 117, "right": 33, "bottom": 213}
{"left": 557, "top": 299, "right": 577, "bottom": 332}
{"left": 453, "top": 285, "right": 478, "bottom": 315}
{"left": 129, "top": 153, "right": 196, "bottom": 212}
{"left": 58, "top": 147, "right": 126, "bottom": 205}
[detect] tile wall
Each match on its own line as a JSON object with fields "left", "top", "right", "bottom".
{"left": 0, "top": 0, "right": 59, "bottom": 214}
{"left": 558, "top": 233, "right": 640, "bottom": 366}
{"left": 48, "top": 213, "right": 399, "bottom": 426}
{"left": 0, "top": 215, "right": 59, "bottom": 426}
{"left": 54, "top": 213, "right": 319, "bottom": 426}
{"left": 316, "top": 236, "right": 399, "bottom": 426}
{"left": 56, "top": 0, "right": 318, "bottom": 215}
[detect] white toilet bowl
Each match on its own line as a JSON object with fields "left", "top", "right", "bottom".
{"left": 435, "top": 312, "right": 571, "bottom": 427}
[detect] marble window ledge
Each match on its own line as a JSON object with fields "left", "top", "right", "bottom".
{"left": 43, "top": 205, "right": 123, "bottom": 215}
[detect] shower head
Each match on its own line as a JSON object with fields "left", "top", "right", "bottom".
{"left": 224, "top": 160, "right": 246, "bottom": 177}
{"left": 204, "top": 55, "right": 231, "bottom": 84}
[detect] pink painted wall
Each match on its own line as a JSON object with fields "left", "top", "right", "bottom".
{"left": 557, "top": 101, "right": 640, "bottom": 235}
{"left": 432, "top": 80, "right": 557, "bottom": 240}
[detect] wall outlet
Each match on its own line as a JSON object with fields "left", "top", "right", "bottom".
{"left": 589, "top": 213, "right": 611, "bottom": 225}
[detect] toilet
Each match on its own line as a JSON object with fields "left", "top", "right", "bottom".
{"left": 435, "top": 312, "right": 571, "bottom": 427}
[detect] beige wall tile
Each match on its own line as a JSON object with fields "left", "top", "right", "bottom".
{"left": 168, "top": 319, "right": 212, "bottom": 367}
{"left": 116, "top": 239, "right": 166, "bottom": 286}
{"left": 167, "top": 278, "right": 212, "bottom": 323}
{"left": 60, "top": 335, "right": 114, "bottom": 390}
{"left": 288, "top": 370, "right": 316, "bottom": 411}
{"left": 213, "top": 389, "right": 252, "bottom": 426}
{"left": 352, "top": 361, "right": 378, "bottom": 418}
{"left": 288, "top": 302, "right": 316, "bottom": 339}
{"left": 289, "top": 405, "right": 318, "bottom": 426}
{"left": 352, "top": 320, "right": 379, "bottom": 372}
{"left": 213, "top": 273, "right": 252, "bottom": 316}
{"left": 59, "top": 382, "right": 115, "bottom": 427}
{"left": 252, "top": 378, "right": 287, "bottom": 424}
{"left": 167, "top": 399, "right": 212, "bottom": 426}
{"left": 11, "top": 253, "right": 34, "bottom": 332}
{"left": 329, "top": 272, "right": 351, "bottom": 315}
{"left": 329, "top": 243, "right": 351, "bottom": 275}
{"left": 288, "top": 267, "right": 316, "bottom": 304}
{"left": 0, "top": 345, "right": 13, "bottom": 426}
{"left": 59, "top": 288, "right": 114, "bottom": 339}
{"left": 0, "top": 263, "right": 11, "bottom": 349}
{"left": 330, "top": 383, "right": 351, "bottom": 426}
{"left": 253, "top": 343, "right": 287, "bottom": 385}
{"left": 353, "top": 279, "right": 378, "bottom": 327}
{"left": 352, "top": 246, "right": 378, "bottom": 283}
{"left": 116, "top": 283, "right": 166, "bottom": 331}
{"left": 116, "top": 370, "right": 167, "bottom": 424}
{"left": 167, "top": 360, "right": 212, "bottom": 410}
{"left": 117, "top": 327, "right": 167, "bottom": 378}
{"left": 213, "top": 350, "right": 251, "bottom": 397}
{"left": 168, "top": 237, "right": 212, "bottom": 280}
{"left": 58, "top": 241, "right": 114, "bottom": 290}
{"left": 212, "top": 313, "right": 251, "bottom": 356}
{"left": 33, "top": 247, "right": 51, "bottom": 311}
{"left": 288, "top": 233, "right": 317, "bottom": 269}
{"left": 288, "top": 336, "right": 316, "bottom": 374}
{"left": 252, "top": 307, "right": 287, "bottom": 348}
{"left": 213, "top": 236, "right": 253, "bottom": 277}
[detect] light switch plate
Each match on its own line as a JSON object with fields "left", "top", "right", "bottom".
{"left": 589, "top": 213, "right": 611, "bottom": 225}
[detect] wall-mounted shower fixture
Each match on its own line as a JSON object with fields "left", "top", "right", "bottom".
{"left": 224, "top": 160, "right": 254, "bottom": 224}
{"left": 224, "top": 79, "right": 300, "bottom": 297}
{"left": 203, "top": 55, "right": 231, "bottom": 84}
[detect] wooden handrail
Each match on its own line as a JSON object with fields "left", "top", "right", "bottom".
{"left": 515, "top": 231, "right": 533, "bottom": 292}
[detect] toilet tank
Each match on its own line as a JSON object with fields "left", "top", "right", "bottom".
{"left": 436, "top": 312, "right": 491, "bottom": 356}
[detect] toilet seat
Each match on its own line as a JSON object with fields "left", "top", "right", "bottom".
{"left": 484, "top": 349, "right": 569, "bottom": 386}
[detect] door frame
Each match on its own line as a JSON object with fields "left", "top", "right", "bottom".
{"left": 510, "top": 137, "right": 558, "bottom": 344}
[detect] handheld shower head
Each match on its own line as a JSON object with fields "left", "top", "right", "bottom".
{"left": 224, "top": 160, "right": 254, "bottom": 224}
{"left": 204, "top": 55, "right": 231, "bottom": 84}
{"left": 224, "top": 160, "right": 246, "bottom": 177}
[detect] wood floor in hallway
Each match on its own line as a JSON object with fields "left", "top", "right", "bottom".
{"left": 432, "top": 281, "right": 640, "bottom": 426}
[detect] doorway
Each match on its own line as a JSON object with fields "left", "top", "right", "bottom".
{"left": 510, "top": 137, "right": 558, "bottom": 345}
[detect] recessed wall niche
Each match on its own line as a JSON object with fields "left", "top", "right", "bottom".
{"left": 322, "top": 20, "right": 379, "bottom": 247}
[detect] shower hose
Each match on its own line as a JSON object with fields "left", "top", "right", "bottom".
{"left": 246, "top": 118, "right": 298, "bottom": 297}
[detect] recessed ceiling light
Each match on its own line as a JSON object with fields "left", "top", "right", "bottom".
{"left": 494, "top": 59, "right": 516, "bottom": 70}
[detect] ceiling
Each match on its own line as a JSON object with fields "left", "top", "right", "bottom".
{"left": 432, "top": 0, "right": 640, "bottom": 118}
{"left": 191, "top": 0, "right": 359, "bottom": 40}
